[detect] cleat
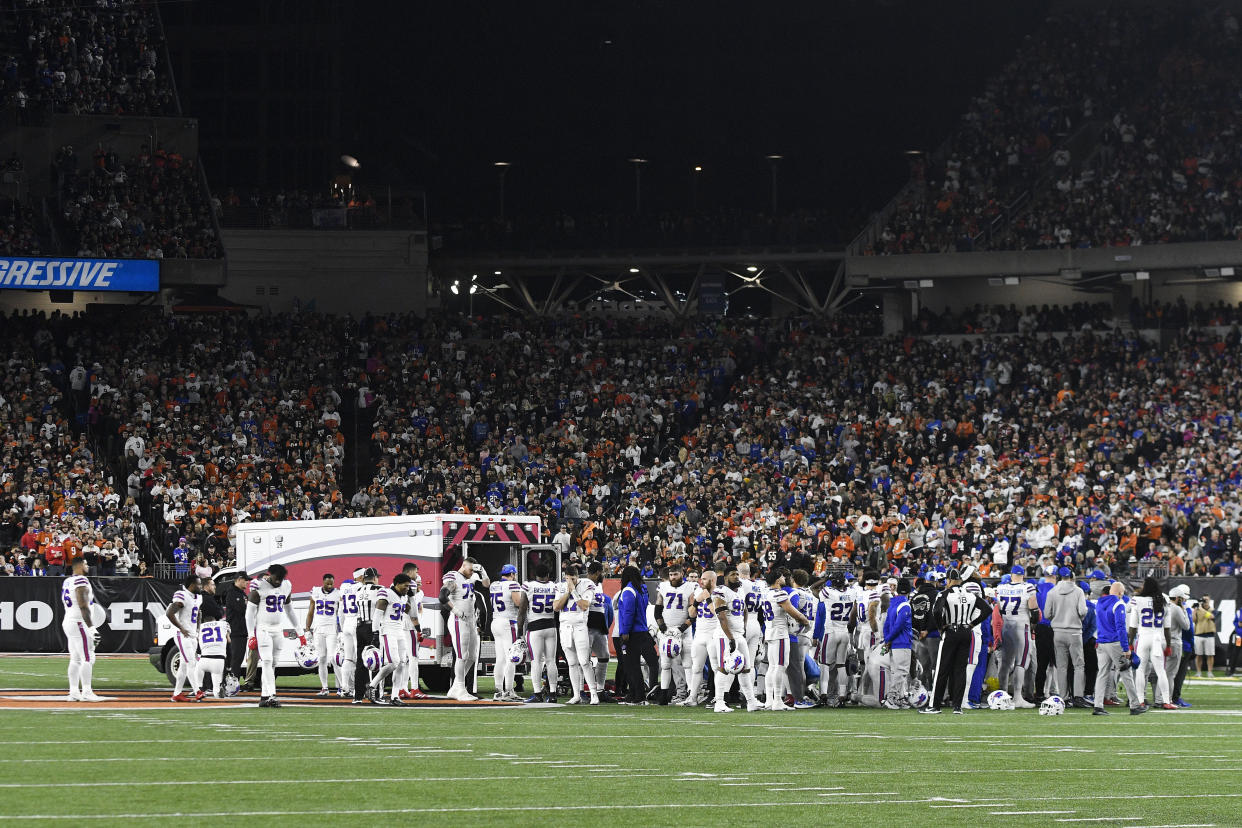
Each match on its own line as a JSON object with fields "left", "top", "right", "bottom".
{"left": 1070, "top": 697, "right": 1092, "bottom": 709}
{"left": 371, "top": 696, "right": 389, "bottom": 706}
{"left": 412, "top": 691, "right": 430, "bottom": 700}
{"left": 525, "top": 693, "right": 544, "bottom": 703}
{"left": 81, "top": 692, "right": 104, "bottom": 702}
{"left": 1093, "top": 708, "right": 1110, "bottom": 716}
{"left": 918, "top": 707, "right": 941, "bottom": 715}
{"left": 351, "top": 698, "right": 364, "bottom": 705}
{"left": 951, "top": 708, "right": 965, "bottom": 714}
{"left": 1160, "top": 703, "right": 1179, "bottom": 710}
{"left": 794, "top": 699, "right": 816, "bottom": 709}
{"left": 543, "top": 693, "right": 557, "bottom": 704}
{"left": 389, "top": 698, "right": 406, "bottom": 707}
{"left": 713, "top": 701, "right": 733, "bottom": 714}
{"left": 564, "top": 697, "right": 582, "bottom": 705}
{"left": 458, "top": 692, "right": 479, "bottom": 702}
{"left": 1177, "top": 699, "right": 1192, "bottom": 708}
{"left": 589, "top": 697, "right": 600, "bottom": 706}
{"left": 1130, "top": 704, "right": 1149, "bottom": 716}
{"left": 317, "top": 688, "right": 330, "bottom": 697}
{"left": 746, "top": 699, "right": 764, "bottom": 712}
{"left": 67, "top": 692, "right": 83, "bottom": 702}
{"left": 1103, "top": 698, "right": 1121, "bottom": 706}
{"left": 493, "top": 692, "right": 505, "bottom": 701}
{"left": 171, "top": 693, "right": 189, "bottom": 703}
{"left": 880, "top": 699, "right": 902, "bottom": 710}
{"left": 269, "top": 698, "right": 281, "bottom": 708}
{"left": 193, "top": 691, "right": 205, "bottom": 702}
{"left": 257, "top": 697, "right": 272, "bottom": 708}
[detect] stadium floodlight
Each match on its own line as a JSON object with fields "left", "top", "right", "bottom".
{"left": 694, "top": 165, "right": 702, "bottom": 172}
{"left": 340, "top": 155, "right": 360, "bottom": 169}
{"left": 450, "top": 280, "right": 460, "bottom": 295}
{"left": 746, "top": 266, "right": 758, "bottom": 273}
{"left": 469, "top": 285, "right": 478, "bottom": 294}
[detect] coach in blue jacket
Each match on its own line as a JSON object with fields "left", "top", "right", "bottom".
{"left": 616, "top": 565, "right": 659, "bottom": 704}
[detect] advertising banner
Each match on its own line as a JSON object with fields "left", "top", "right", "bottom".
{"left": 0, "top": 578, "right": 177, "bottom": 653}
{"left": 0, "top": 257, "right": 159, "bottom": 292}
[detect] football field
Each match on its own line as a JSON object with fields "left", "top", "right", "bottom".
{"left": 2, "top": 656, "right": 1242, "bottom": 827}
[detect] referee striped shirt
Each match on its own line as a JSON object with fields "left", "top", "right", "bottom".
{"left": 355, "top": 583, "right": 379, "bottom": 625}
{"left": 936, "top": 585, "right": 988, "bottom": 629}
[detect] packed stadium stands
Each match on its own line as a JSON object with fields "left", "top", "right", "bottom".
{"left": 0, "top": 0, "right": 177, "bottom": 118}
{"left": 3, "top": 304, "right": 1241, "bottom": 584}
{"left": 56, "top": 144, "right": 222, "bottom": 259}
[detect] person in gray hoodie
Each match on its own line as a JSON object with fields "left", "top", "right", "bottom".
{"left": 1045, "top": 566, "right": 1090, "bottom": 708}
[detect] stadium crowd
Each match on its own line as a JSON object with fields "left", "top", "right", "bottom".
{"left": 0, "top": 0, "right": 177, "bottom": 118}
{"left": 4, "top": 302, "right": 1242, "bottom": 589}
{"left": 56, "top": 144, "right": 222, "bottom": 259}
{"left": 999, "top": 9, "right": 1242, "bottom": 250}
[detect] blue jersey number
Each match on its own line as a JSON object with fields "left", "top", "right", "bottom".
{"left": 201, "top": 625, "right": 222, "bottom": 644}
{"left": 265, "top": 594, "right": 286, "bottom": 613}
{"left": 531, "top": 594, "right": 553, "bottom": 613}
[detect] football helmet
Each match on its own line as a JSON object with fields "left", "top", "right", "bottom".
{"left": 907, "top": 684, "right": 930, "bottom": 709}
{"left": 509, "top": 638, "right": 527, "bottom": 665}
{"left": 333, "top": 649, "right": 346, "bottom": 669}
{"left": 89, "top": 604, "right": 106, "bottom": 627}
{"left": 223, "top": 674, "right": 241, "bottom": 697}
{"left": 987, "top": 690, "right": 1015, "bottom": 710}
{"left": 295, "top": 645, "right": 318, "bottom": 669}
{"left": 361, "top": 645, "right": 383, "bottom": 672}
{"left": 724, "top": 652, "right": 747, "bottom": 674}
{"left": 662, "top": 633, "right": 682, "bottom": 659}
{"left": 1038, "top": 695, "right": 1065, "bottom": 716}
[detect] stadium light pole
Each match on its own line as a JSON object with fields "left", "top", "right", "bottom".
{"left": 628, "top": 158, "right": 648, "bottom": 214}
{"left": 765, "top": 155, "right": 783, "bottom": 215}
{"left": 494, "top": 162, "right": 510, "bottom": 223}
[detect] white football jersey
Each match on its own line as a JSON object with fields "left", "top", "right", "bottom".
{"left": 693, "top": 587, "right": 719, "bottom": 634}
{"left": 60, "top": 574, "right": 95, "bottom": 622}
{"left": 556, "top": 580, "right": 589, "bottom": 624}
{"left": 405, "top": 587, "right": 423, "bottom": 630}
{"left": 376, "top": 586, "right": 411, "bottom": 632}
{"left": 490, "top": 579, "right": 523, "bottom": 621}
{"left": 738, "top": 578, "right": 764, "bottom": 629}
{"left": 524, "top": 580, "right": 557, "bottom": 623}
{"left": 199, "top": 619, "right": 228, "bottom": 657}
{"left": 1128, "top": 596, "right": 1165, "bottom": 638}
{"left": 337, "top": 581, "right": 360, "bottom": 629}
{"left": 170, "top": 589, "right": 202, "bottom": 633}
{"left": 819, "top": 587, "right": 853, "bottom": 631}
{"left": 761, "top": 587, "right": 792, "bottom": 641}
{"left": 309, "top": 586, "right": 340, "bottom": 630}
{"left": 793, "top": 586, "right": 815, "bottom": 635}
{"left": 657, "top": 579, "right": 696, "bottom": 628}
{"left": 713, "top": 585, "right": 745, "bottom": 636}
{"left": 443, "top": 570, "right": 477, "bottom": 618}
{"left": 996, "top": 581, "right": 1036, "bottom": 625}
{"left": 253, "top": 577, "right": 293, "bottom": 628}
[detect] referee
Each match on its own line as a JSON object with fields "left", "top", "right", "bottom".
{"left": 922, "top": 569, "right": 991, "bottom": 715}
{"left": 352, "top": 568, "right": 380, "bottom": 705}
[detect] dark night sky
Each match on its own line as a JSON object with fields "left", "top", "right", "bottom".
{"left": 218, "top": 1, "right": 1051, "bottom": 235}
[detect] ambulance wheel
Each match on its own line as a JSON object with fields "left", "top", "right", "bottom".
{"left": 164, "top": 647, "right": 181, "bottom": 687}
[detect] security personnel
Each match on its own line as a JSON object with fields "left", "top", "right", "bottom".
{"left": 223, "top": 572, "right": 250, "bottom": 682}
{"left": 910, "top": 575, "right": 940, "bottom": 690}
{"left": 353, "top": 567, "right": 380, "bottom": 704}
{"left": 922, "top": 569, "right": 991, "bottom": 714}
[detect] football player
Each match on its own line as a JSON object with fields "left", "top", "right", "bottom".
{"left": 555, "top": 564, "right": 601, "bottom": 704}
{"left": 995, "top": 564, "right": 1038, "bottom": 708}
{"left": 166, "top": 574, "right": 204, "bottom": 702}
{"left": 814, "top": 572, "right": 854, "bottom": 706}
{"left": 303, "top": 573, "right": 342, "bottom": 697}
{"left": 369, "top": 574, "right": 416, "bottom": 705}
{"left": 519, "top": 562, "right": 559, "bottom": 702}
{"left": 735, "top": 562, "right": 765, "bottom": 704}
{"left": 585, "top": 562, "right": 613, "bottom": 697}
{"left": 441, "top": 556, "right": 489, "bottom": 701}
{"left": 61, "top": 557, "right": 102, "bottom": 702}
{"left": 760, "top": 570, "right": 809, "bottom": 710}
{"left": 246, "top": 564, "right": 301, "bottom": 708}
{"left": 681, "top": 570, "right": 719, "bottom": 707}
{"left": 708, "top": 566, "right": 761, "bottom": 713}
{"left": 1128, "top": 577, "right": 1176, "bottom": 710}
{"left": 654, "top": 564, "right": 697, "bottom": 704}
{"left": 489, "top": 564, "right": 526, "bottom": 701}
{"left": 336, "top": 571, "right": 361, "bottom": 698}
{"left": 401, "top": 562, "right": 429, "bottom": 700}
{"left": 195, "top": 577, "right": 230, "bottom": 698}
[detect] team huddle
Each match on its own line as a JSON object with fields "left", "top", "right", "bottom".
{"left": 57, "top": 551, "right": 1209, "bottom": 716}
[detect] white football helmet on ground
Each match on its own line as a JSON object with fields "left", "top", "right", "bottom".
{"left": 908, "top": 684, "right": 930, "bottom": 709}
{"left": 224, "top": 674, "right": 241, "bottom": 697}
{"left": 1039, "top": 695, "right": 1065, "bottom": 716}
{"left": 987, "top": 690, "right": 1015, "bottom": 710}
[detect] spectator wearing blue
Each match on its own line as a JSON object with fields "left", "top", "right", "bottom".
{"left": 880, "top": 578, "right": 914, "bottom": 707}
{"left": 616, "top": 565, "right": 658, "bottom": 704}
{"left": 173, "top": 538, "right": 190, "bottom": 577}
{"left": 1092, "top": 582, "right": 1145, "bottom": 716}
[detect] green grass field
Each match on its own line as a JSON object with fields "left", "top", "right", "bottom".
{"left": 2, "top": 656, "right": 1242, "bottom": 826}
